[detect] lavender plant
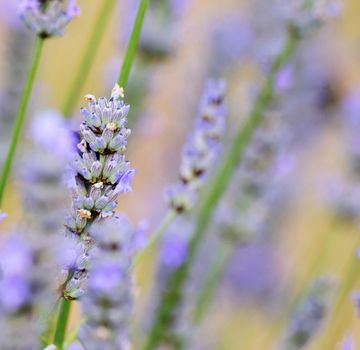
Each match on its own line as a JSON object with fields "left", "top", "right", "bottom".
{"left": 0, "top": 0, "right": 349, "bottom": 349}
{"left": 61, "top": 84, "right": 134, "bottom": 300}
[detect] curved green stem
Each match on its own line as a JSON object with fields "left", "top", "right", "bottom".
{"left": 62, "top": 0, "right": 117, "bottom": 117}
{"left": 133, "top": 210, "right": 176, "bottom": 268}
{"left": 144, "top": 27, "right": 300, "bottom": 350}
{"left": 117, "top": 0, "right": 149, "bottom": 88}
{"left": 0, "top": 37, "right": 44, "bottom": 207}
{"left": 53, "top": 298, "right": 72, "bottom": 349}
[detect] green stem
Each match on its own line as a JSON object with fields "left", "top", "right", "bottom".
{"left": 191, "top": 243, "right": 232, "bottom": 325}
{"left": 133, "top": 210, "right": 176, "bottom": 268}
{"left": 53, "top": 299, "right": 72, "bottom": 349}
{"left": 144, "top": 27, "right": 300, "bottom": 350}
{"left": 117, "top": 0, "right": 149, "bottom": 88}
{"left": 62, "top": 0, "right": 117, "bottom": 117}
{"left": 0, "top": 37, "right": 44, "bottom": 207}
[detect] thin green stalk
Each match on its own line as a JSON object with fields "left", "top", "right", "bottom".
{"left": 62, "top": 0, "right": 117, "bottom": 117}
{"left": 117, "top": 0, "right": 149, "bottom": 87}
{"left": 191, "top": 243, "right": 232, "bottom": 325}
{"left": 53, "top": 299, "right": 72, "bottom": 349}
{"left": 144, "top": 27, "right": 300, "bottom": 350}
{"left": 52, "top": 1, "right": 149, "bottom": 347}
{"left": 0, "top": 37, "right": 44, "bottom": 207}
{"left": 133, "top": 210, "right": 176, "bottom": 268}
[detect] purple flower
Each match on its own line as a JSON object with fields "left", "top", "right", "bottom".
{"left": 281, "top": 276, "right": 334, "bottom": 349}
{"left": 78, "top": 216, "right": 137, "bottom": 350}
{"left": 160, "top": 233, "right": 188, "bottom": 269}
{"left": 0, "top": 211, "right": 7, "bottom": 223}
{"left": 340, "top": 334, "right": 354, "bottom": 350}
{"left": 28, "top": 109, "right": 75, "bottom": 159}
{"left": 0, "top": 232, "right": 57, "bottom": 349}
{"left": 0, "top": 277, "right": 31, "bottom": 313}
{"left": 167, "top": 80, "right": 226, "bottom": 212}
{"left": 63, "top": 85, "right": 134, "bottom": 299}
{"left": 19, "top": 0, "right": 80, "bottom": 38}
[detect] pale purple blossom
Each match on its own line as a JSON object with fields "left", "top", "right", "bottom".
{"left": 167, "top": 80, "right": 226, "bottom": 212}
{"left": 0, "top": 233, "right": 57, "bottom": 349}
{"left": 19, "top": 0, "right": 80, "bottom": 38}
{"left": 63, "top": 85, "right": 134, "bottom": 300}
{"left": 78, "top": 216, "right": 137, "bottom": 350}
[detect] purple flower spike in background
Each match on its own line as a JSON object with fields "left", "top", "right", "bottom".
{"left": 77, "top": 216, "right": 138, "bottom": 350}
{"left": 167, "top": 80, "right": 226, "bottom": 213}
{"left": 0, "top": 233, "right": 57, "bottom": 349}
{"left": 280, "top": 277, "right": 335, "bottom": 350}
{"left": 19, "top": 0, "right": 80, "bottom": 38}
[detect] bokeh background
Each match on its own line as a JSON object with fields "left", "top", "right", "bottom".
{"left": 1, "top": 0, "right": 360, "bottom": 349}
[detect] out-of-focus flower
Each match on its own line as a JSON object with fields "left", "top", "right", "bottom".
{"left": 339, "top": 334, "right": 354, "bottom": 350}
{"left": 209, "top": 14, "right": 253, "bottom": 76}
{"left": 20, "top": 110, "right": 75, "bottom": 233}
{"left": 166, "top": 80, "right": 226, "bottom": 212}
{"left": 19, "top": 0, "right": 80, "bottom": 38}
{"left": 278, "top": 0, "right": 342, "bottom": 33}
{"left": 280, "top": 277, "right": 334, "bottom": 350}
{"left": 0, "top": 233, "right": 57, "bottom": 349}
{"left": 29, "top": 109, "right": 74, "bottom": 159}
{"left": 222, "top": 243, "right": 281, "bottom": 303}
{"left": 62, "top": 85, "right": 134, "bottom": 300}
{"left": 77, "top": 216, "right": 137, "bottom": 350}
{"left": 0, "top": 211, "right": 7, "bottom": 223}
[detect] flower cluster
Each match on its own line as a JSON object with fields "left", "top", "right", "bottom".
{"left": 63, "top": 84, "right": 134, "bottom": 299}
{"left": 0, "top": 233, "right": 57, "bottom": 349}
{"left": 166, "top": 80, "right": 226, "bottom": 212}
{"left": 19, "top": 0, "right": 80, "bottom": 38}
{"left": 76, "top": 217, "right": 137, "bottom": 350}
{"left": 280, "top": 277, "right": 334, "bottom": 350}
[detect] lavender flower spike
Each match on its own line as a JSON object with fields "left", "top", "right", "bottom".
{"left": 63, "top": 84, "right": 134, "bottom": 299}
{"left": 167, "top": 80, "right": 226, "bottom": 212}
{"left": 280, "top": 276, "right": 334, "bottom": 350}
{"left": 77, "top": 216, "right": 137, "bottom": 350}
{"left": 20, "top": 0, "right": 80, "bottom": 38}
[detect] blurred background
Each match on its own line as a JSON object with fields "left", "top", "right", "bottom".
{"left": 1, "top": 0, "right": 360, "bottom": 349}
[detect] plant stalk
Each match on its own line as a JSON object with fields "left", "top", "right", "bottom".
{"left": 0, "top": 37, "right": 44, "bottom": 207}
{"left": 117, "top": 0, "right": 149, "bottom": 88}
{"left": 53, "top": 299, "right": 72, "bottom": 349}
